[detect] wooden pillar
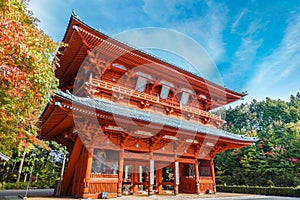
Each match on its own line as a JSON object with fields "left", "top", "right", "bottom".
{"left": 61, "top": 136, "right": 83, "bottom": 196}
{"left": 131, "top": 164, "right": 138, "bottom": 194}
{"left": 134, "top": 165, "right": 139, "bottom": 194}
{"left": 156, "top": 167, "right": 162, "bottom": 194}
{"left": 142, "top": 167, "right": 146, "bottom": 191}
{"left": 148, "top": 152, "right": 154, "bottom": 196}
{"left": 117, "top": 149, "right": 124, "bottom": 197}
{"left": 210, "top": 159, "right": 216, "bottom": 193}
{"left": 83, "top": 148, "right": 93, "bottom": 197}
{"left": 71, "top": 158, "right": 80, "bottom": 195}
{"left": 77, "top": 152, "right": 85, "bottom": 196}
{"left": 174, "top": 161, "right": 179, "bottom": 195}
{"left": 194, "top": 158, "right": 200, "bottom": 194}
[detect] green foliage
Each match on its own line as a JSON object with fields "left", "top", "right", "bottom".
{"left": 0, "top": 0, "right": 61, "bottom": 156}
{"left": 0, "top": 141, "right": 66, "bottom": 189}
{"left": 215, "top": 93, "right": 300, "bottom": 187}
{"left": 1, "top": 182, "right": 28, "bottom": 190}
{"left": 216, "top": 185, "right": 300, "bottom": 197}
{"left": 0, "top": 0, "right": 67, "bottom": 189}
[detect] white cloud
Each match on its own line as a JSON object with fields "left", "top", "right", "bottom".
{"left": 228, "top": 37, "right": 263, "bottom": 79}
{"left": 224, "top": 10, "right": 265, "bottom": 89}
{"left": 142, "top": 0, "right": 228, "bottom": 64}
{"left": 231, "top": 8, "right": 248, "bottom": 33}
{"left": 245, "top": 12, "right": 300, "bottom": 101}
{"left": 113, "top": 28, "right": 223, "bottom": 84}
{"left": 244, "top": 19, "right": 266, "bottom": 37}
{"left": 30, "top": 0, "right": 229, "bottom": 65}
{"left": 28, "top": 0, "right": 71, "bottom": 40}
{"left": 142, "top": 0, "right": 182, "bottom": 22}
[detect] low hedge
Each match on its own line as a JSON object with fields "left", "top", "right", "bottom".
{"left": 217, "top": 185, "right": 300, "bottom": 197}
{"left": 1, "top": 182, "right": 28, "bottom": 190}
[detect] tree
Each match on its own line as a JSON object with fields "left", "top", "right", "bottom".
{"left": 0, "top": 141, "right": 67, "bottom": 188}
{"left": 215, "top": 94, "right": 300, "bottom": 187}
{"left": 0, "top": 0, "right": 61, "bottom": 156}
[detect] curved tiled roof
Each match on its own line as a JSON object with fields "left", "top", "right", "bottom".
{"left": 56, "top": 14, "right": 246, "bottom": 108}
{"left": 56, "top": 90, "right": 258, "bottom": 143}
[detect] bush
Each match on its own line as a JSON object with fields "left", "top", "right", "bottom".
{"left": 4, "top": 182, "right": 28, "bottom": 189}
{"left": 217, "top": 185, "right": 300, "bottom": 197}
{"left": 31, "top": 180, "right": 55, "bottom": 189}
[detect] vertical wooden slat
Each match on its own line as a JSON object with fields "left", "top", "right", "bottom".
{"left": 139, "top": 165, "right": 143, "bottom": 183}
{"left": 124, "top": 165, "right": 128, "bottom": 180}
{"left": 117, "top": 150, "right": 124, "bottom": 197}
{"left": 148, "top": 152, "right": 154, "bottom": 196}
{"left": 130, "top": 165, "right": 135, "bottom": 194}
{"left": 174, "top": 162, "right": 179, "bottom": 195}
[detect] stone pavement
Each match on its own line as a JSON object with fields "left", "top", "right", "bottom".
{"left": 28, "top": 194, "right": 300, "bottom": 200}
{"left": 0, "top": 189, "right": 299, "bottom": 200}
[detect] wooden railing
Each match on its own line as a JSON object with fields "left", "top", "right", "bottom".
{"left": 180, "top": 176, "right": 196, "bottom": 193}
{"left": 89, "top": 174, "right": 118, "bottom": 196}
{"left": 199, "top": 177, "right": 215, "bottom": 193}
{"left": 93, "top": 79, "right": 159, "bottom": 102}
{"left": 89, "top": 80, "right": 223, "bottom": 124}
{"left": 90, "top": 174, "right": 118, "bottom": 178}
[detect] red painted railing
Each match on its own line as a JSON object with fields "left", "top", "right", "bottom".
{"left": 89, "top": 80, "right": 223, "bottom": 124}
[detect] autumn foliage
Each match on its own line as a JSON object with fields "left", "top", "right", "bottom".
{"left": 0, "top": 0, "right": 61, "bottom": 155}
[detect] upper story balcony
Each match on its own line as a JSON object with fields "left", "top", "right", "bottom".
{"left": 85, "top": 78, "right": 224, "bottom": 128}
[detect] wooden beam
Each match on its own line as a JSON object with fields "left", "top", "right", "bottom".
{"left": 176, "top": 157, "right": 195, "bottom": 164}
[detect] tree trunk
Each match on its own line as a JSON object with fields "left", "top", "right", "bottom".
{"left": 60, "top": 152, "right": 66, "bottom": 180}
{"left": 17, "top": 151, "right": 26, "bottom": 182}
{"left": 35, "top": 172, "right": 39, "bottom": 182}
{"left": 12, "top": 161, "right": 16, "bottom": 172}
{"left": 23, "top": 173, "right": 27, "bottom": 182}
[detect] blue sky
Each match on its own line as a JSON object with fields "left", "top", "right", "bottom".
{"left": 28, "top": 0, "right": 300, "bottom": 104}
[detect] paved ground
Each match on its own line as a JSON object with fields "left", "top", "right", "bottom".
{"left": 0, "top": 189, "right": 299, "bottom": 200}
{"left": 0, "top": 189, "right": 53, "bottom": 200}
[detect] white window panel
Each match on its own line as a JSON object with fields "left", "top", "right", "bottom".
{"left": 180, "top": 92, "right": 190, "bottom": 105}
{"left": 160, "top": 85, "right": 170, "bottom": 99}
{"left": 135, "top": 76, "right": 147, "bottom": 92}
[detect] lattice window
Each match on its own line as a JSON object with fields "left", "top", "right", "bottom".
{"left": 160, "top": 85, "right": 170, "bottom": 99}
{"left": 92, "top": 149, "right": 118, "bottom": 174}
{"left": 135, "top": 76, "right": 147, "bottom": 92}
{"left": 180, "top": 92, "right": 190, "bottom": 105}
{"left": 199, "top": 160, "right": 212, "bottom": 177}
